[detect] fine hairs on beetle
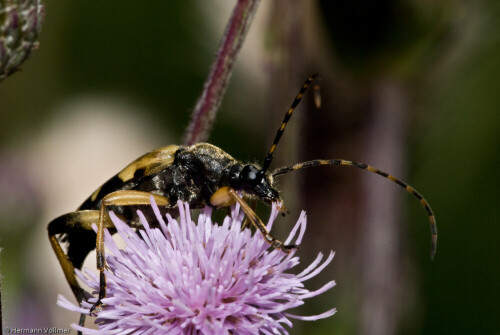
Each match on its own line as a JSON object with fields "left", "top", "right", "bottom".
{"left": 48, "top": 75, "right": 437, "bottom": 330}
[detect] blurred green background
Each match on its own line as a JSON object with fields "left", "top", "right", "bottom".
{"left": 0, "top": 1, "right": 499, "bottom": 334}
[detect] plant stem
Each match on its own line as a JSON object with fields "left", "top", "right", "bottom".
{"left": 183, "top": 0, "right": 261, "bottom": 145}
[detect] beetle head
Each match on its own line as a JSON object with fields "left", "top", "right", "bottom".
{"left": 230, "top": 164, "right": 280, "bottom": 203}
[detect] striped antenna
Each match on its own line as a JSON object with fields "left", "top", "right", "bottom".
{"left": 272, "top": 159, "right": 437, "bottom": 259}
{"left": 262, "top": 74, "right": 319, "bottom": 172}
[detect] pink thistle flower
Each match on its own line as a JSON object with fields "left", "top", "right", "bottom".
{"left": 58, "top": 198, "right": 336, "bottom": 334}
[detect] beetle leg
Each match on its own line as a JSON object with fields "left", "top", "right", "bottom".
{"left": 48, "top": 210, "right": 107, "bottom": 332}
{"left": 225, "top": 188, "right": 298, "bottom": 253}
{"left": 91, "top": 190, "right": 169, "bottom": 313}
{"left": 48, "top": 210, "right": 100, "bottom": 301}
{"left": 241, "top": 199, "right": 257, "bottom": 231}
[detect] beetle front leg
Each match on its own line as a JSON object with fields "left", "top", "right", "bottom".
{"left": 210, "top": 187, "right": 297, "bottom": 253}
{"left": 227, "top": 188, "right": 298, "bottom": 253}
{"left": 241, "top": 199, "right": 257, "bottom": 231}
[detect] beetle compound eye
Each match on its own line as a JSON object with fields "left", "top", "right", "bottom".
{"left": 241, "top": 165, "right": 259, "bottom": 182}
{"left": 238, "top": 165, "right": 268, "bottom": 191}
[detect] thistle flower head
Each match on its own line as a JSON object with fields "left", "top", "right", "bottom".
{"left": 58, "top": 198, "right": 336, "bottom": 334}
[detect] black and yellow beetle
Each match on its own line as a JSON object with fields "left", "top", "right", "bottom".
{"left": 48, "top": 75, "right": 437, "bottom": 328}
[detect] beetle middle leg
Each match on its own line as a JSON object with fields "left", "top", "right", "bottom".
{"left": 91, "top": 190, "right": 170, "bottom": 313}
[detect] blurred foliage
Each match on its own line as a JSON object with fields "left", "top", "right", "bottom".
{"left": 61, "top": 1, "right": 205, "bottom": 134}
{"left": 410, "top": 5, "right": 500, "bottom": 332}
{"left": 318, "top": 0, "right": 452, "bottom": 77}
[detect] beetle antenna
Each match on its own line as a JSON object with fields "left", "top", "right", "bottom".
{"left": 262, "top": 74, "right": 320, "bottom": 172}
{"left": 272, "top": 159, "right": 437, "bottom": 259}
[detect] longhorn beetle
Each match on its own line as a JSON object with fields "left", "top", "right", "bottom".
{"left": 48, "top": 75, "right": 437, "bottom": 329}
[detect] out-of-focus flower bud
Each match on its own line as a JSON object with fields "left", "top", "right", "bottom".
{"left": 0, "top": 0, "right": 44, "bottom": 81}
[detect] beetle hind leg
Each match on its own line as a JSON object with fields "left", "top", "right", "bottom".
{"left": 48, "top": 209, "right": 103, "bottom": 332}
